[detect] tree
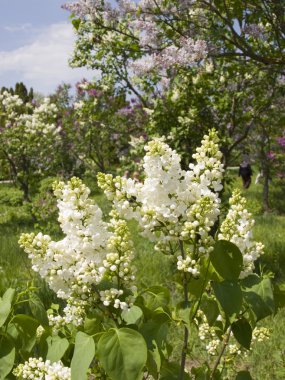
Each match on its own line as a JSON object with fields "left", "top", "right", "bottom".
{"left": 63, "top": 0, "right": 285, "bottom": 207}
{"left": 1, "top": 82, "right": 34, "bottom": 103}
{"left": 0, "top": 91, "right": 60, "bottom": 201}
{"left": 55, "top": 80, "right": 147, "bottom": 174}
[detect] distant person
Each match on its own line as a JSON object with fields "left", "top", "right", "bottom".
{"left": 239, "top": 157, "right": 253, "bottom": 189}
{"left": 122, "top": 170, "right": 130, "bottom": 179}
{"left": 133, "top": 171, "right": 140, "bottom": 183}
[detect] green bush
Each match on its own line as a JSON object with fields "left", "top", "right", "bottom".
{"left": 31, "top": 177, "right": 61, "bottom": 235}
{"left": 0, "top": 185, "right": 23, "bottom": 206}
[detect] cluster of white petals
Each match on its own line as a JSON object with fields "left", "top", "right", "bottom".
{"left": 48, "top": 302, "right": 86, "bottom": 332}
{"left": 196, "top": 310, "right": 270, "bottom": 358}
{"left": 228, "top": 344, "right": 242, "bottom": 356}
{"left": 99, "top": 288, "right": 128, "bottom": 310}
{"left": 252, "top": 327, "right": 270, "bottom": 343}
{"left": 13, "top": 358, "right": 71, "bottom": 380}
{"left": 0, "top": 91, "right": 59, "bottom": 153}
{"left": 99, "top": 130, "right": 224, "bottom": 274}
{"left": 0, "top": 91, "right": 23, "bottom": 117}
{"left": 18, "top": 98, "right": 59, "bottom": 136}
{"left": 206, "top": 339, "right": 220, "bottom": 356}
{"left": 218, "top": 190, "right": 264, "bottom": 278}
{"left": 19, "top": 178, "right": 135, "bottom": 328}
{"left": 177, "top": 255, "right": 199, "bottom": 276}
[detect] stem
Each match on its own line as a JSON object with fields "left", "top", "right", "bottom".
{"left": 191, "top": 257, "right": 211, "bottom": 322}
{"left": 178, "top": 240, "right": 189, "bottom": 380}
{"left": 210, "top": 327, "right": 232, "bottom": 379}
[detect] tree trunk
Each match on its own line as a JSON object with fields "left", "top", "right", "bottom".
{"left": 21, "top": 181, "right": 31, "bottom": 203}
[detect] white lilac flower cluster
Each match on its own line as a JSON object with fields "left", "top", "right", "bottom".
{"left": 206, "top": 339, "right": 221, "bottom": 356}
{"left": 218, "top": 190, "right": 264, "bottom": 278}
{"left": 197, "top": 310, "right": 270, "bottom": 359}
{"left": 13, "top": 358, "right": 71, "bottom": 380}
{"left": 177, "top": 255, "right": 199, "bottom": 276}
{"left": 197, "top": 313, "right": 240, "bottom": 357}
{"left": 0, "top": 90, "right": 23, "bottom": 117}
{"left": 18, "top": 98, "right": 59, "bottom": 136}
{"left": 252, "top": 327, "right": 270, "bottom": 343}
{"left": 19, "top": 177, "right": 135, "bottom": 329}
{"left": 48, "top": 302, "right": 86, "bottom": 332}
{"left": 99, "top": 288, "right": 128, "bottom": 310}
{"left": 195, "top": 310, "right": 222, "bottom": 356}
{"left": 98, "top": 130, "right": 224, "bottom": 275}
{"left": 228, "top": 344, "right": 242, "bottom": 356}
{"left": 104, "top": 212, "right": 135, "bottom": 284}
{"left": 0, "top": 91, "right": 59, "bottom": 144}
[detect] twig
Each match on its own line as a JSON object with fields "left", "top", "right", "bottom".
{"left": 210, "top": 327, "right": 232, "bottom": 379}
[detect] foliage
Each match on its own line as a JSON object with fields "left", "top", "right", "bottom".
{"left": 0, "top": 91, "right": 60, "bottom": 201}
{"left": 69, "top": 80, "right": 147, "bottom": 173}
{"left": 63, "top": 0, "right": 285, "bottom": 197}
{"left": 31, "top": 177, "right": 61, "bottom": 236}
{"left": 0, "top": 185, "right": 23, "bottom": 207}
{"left": 9, "top": 132, "right": 285, "bottom": 380}
{"left": 1, "top": 82, "right": 34, "bottom": 104}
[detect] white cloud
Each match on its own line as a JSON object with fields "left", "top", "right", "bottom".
{"left": 0, "top": 22, "right": 96, "bottom": 94}
{"left": 3, "top": 23, "right": 33, "bottom": 32}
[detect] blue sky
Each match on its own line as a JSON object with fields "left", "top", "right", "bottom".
{"left": 0, "top": 0, "right": 94, "bottom": 94}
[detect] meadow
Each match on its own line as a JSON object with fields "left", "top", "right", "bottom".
{"left": 1, "top": 171, "right": 285, "bottom": 379}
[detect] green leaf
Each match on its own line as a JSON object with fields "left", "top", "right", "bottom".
{"left": 2, "top": 288, "right": 15, "bottom": 304}
{"left": 122, "top": 306, "right": 143, "bottom": 325}
{"left": 200, "top": 296, "right": 220, "bottom": 326}
{"left": 0, "top": 289, "right": 14, "bottom": 327}
{"left": 236, "top": 370, "right": 253, "bottom": 380}
{"left": 242, "top": 278, "right": 274, "bottom": 321}
{"left": 140, "top": 320, "right": 169, "bottom": 378}
{"left": 191, "top": 364, "right": 211, "bottom": 379}
{"left": 71, "top": 332, "right": 95, "bottom": 380}
{"left": 140, "top": 321, "right": 168, "bottom": 351}
{"left": 152, "top": 307, "right": 171, "bottom": 323}
{"left": 146, "top": 346, "right": 161, "bottom": 379}
{"left": 231, "top": 318, "right": 252, "bottom": 349}
{"left": 240, "top": 274, "right": 260, "bottom": 288}
{"left": 46, "top": 335, "right": 69, "bottom": 362}
{"left": 212, "top": 281, "right": 242, "bottom": 322}
{"left": 72, "top": 18, "right": 81, "bottom": 30}
{"left": 144, "top": 286, "right": 170, "bottom": 311}
{"left": 188, "top": 277, "right": 207, "bottom": 298}
{"left": 175, "top": 302, "right": 192, "bottom": 329}
{"left": 84, "top": 317, "right": 102, "bottom": 335}
{"left": 11, "top": 314, "right": 39, "bottom": 353}
{"left": 97, "top": 328, "right": 147, "bottom": 380}
{"left": 161, "top": 361, "right": 192, "bottom": 380}
{"left": 29, "top": 293, "right": 49, "bottom": 326}
{"left": 188, "top": 258, "right": 213, "bottom": 297}
{"left": 273, "top": 283, "right": 285, "bottom": 310}
{"left": 210, "top": 240, "right": 243, "bottom": 280}
{"left": 0, "top": 334, "right": 15, "bottom": 379}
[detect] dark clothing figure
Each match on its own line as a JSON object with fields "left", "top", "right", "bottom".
{"left": 239, "top": 163, "right": 253, "bottom": 189}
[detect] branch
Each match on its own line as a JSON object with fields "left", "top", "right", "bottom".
{"left": 210, "top": 327, "right": 232, "bottom": 379}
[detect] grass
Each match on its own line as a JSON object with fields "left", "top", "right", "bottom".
{"left": 1, "top": 175, "right": 285, "bottom": 378}
{"left": 225, "top": 171, "right": 285, "bottom": 280}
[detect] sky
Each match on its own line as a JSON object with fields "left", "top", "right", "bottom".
{"left": 0, "top": 0, "right": 95, "bottom": 95}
